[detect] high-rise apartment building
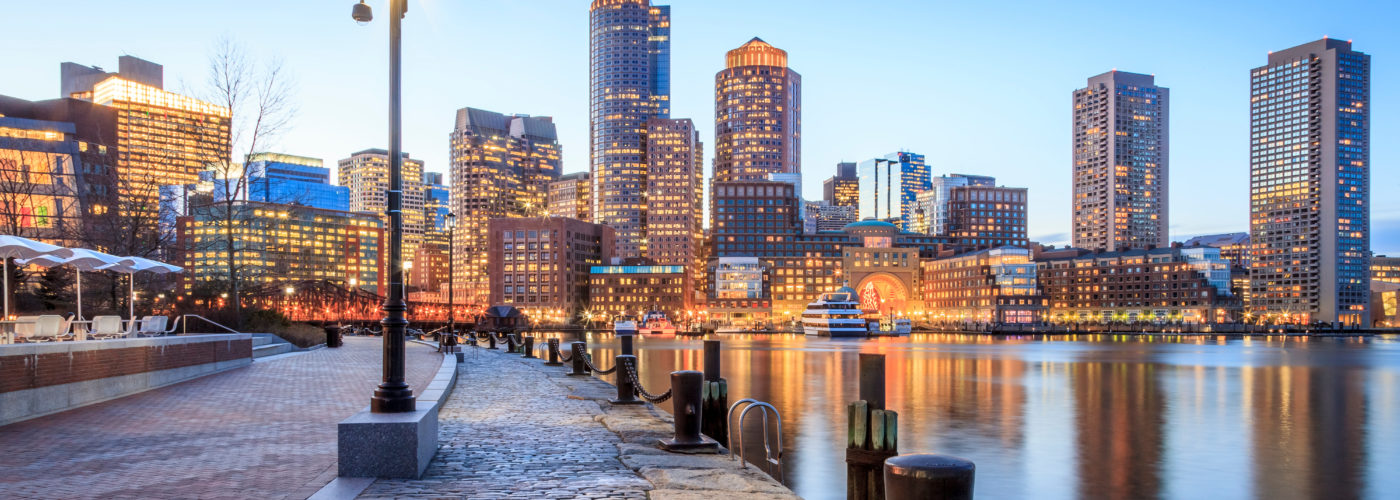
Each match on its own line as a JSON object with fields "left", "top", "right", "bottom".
{"left": 823, "top": 161, "right": 858, "bottom": 208}
{"left": 946, "top": 185, "right": 1029, "bottom": 249}
{"left": 548, "top": 172, "right": 592, "bottom": 222}
{"left": 1072, "top": 71, "right": 1169, "bottom": 252}
{"left": 645, "top": 118, "right": 703, "bottom": 268}
{"left": 713, "top": 38, "right": 801, "bottom": 184}
{"left": 337, "top": 148, "right": 426, "bottom": 256}
{"left": 1249, "top": 39, "right": 1370, "bottom": 325}
{"left": 805, "top": 200, "right": 858, "bottom": 233}
{"left": 411, "top": 171, "right": 451, "bottom": 294}
{"left": 63, "top": 57, "right": 230, "bottom": 219}
{"left": 589, "top": 0, "right": 671, "bottom": 259}
{"left": 858, "top": 152, "right": 929, "bottom": 230}
{"left": 449, "top": 107, "right": 562, "bottom": 305}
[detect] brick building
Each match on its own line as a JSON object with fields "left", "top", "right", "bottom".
{"left": 486, "top": 217, "right": 613, "bottom": 321}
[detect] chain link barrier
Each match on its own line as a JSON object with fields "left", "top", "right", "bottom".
{"left": 581, "top": 353, "right": 617, "bottom": 375}
{"left": 626, "top": 361, "right": 672, "bottom": 403}
{"left": 557, "top": 345, "right": 573, "bottom": 362}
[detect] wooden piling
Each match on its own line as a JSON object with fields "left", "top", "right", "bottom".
{"left": 847, "top": 353, "right": 897, "bottom": 500}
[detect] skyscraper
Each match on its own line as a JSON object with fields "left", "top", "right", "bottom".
{"left": 946, "top": 185, "right": 1029, "bottom": 249}
{"left": 645, "top": 118, "right": 703, "bottom": 268}
{"left": 713, "top": 38, "right": 801, "bottom": 184}
{"left": 337, "top": 148, "right": 426, "bottom": 257}
{"left": 1072, "top": 71, "right": 1169, "bottom": 252}
{"left": 411, "top": 171, "right": 451, "bottom": 294}
{"left": 242, "top": 153, "right": 349, "bottom": 212}
{"left": 589, "top": 0, "right": 670, "bottom": 259}
{"left": 449, "top": 107, "right": 561, "bottom": 305}
{"left": 823, "top": 161, "right": 858, "bottom": 208}
{"left": 858, "top": 152, "right": 929, "bottom": 230}
{"left": 1249, "top": 38, "right": 1370, "bottom": 325}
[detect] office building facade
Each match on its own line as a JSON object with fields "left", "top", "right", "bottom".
{"left": 713, "top": 38, "right": 801, "bottom": 184}
{"left": 175, "top": 201, "right": 384, "bottom": 294}
{"left": 450, "top": 107, "right": 562, "bottom": 306}
{"left": 588, "top": 264, "right": 692, "bottom": 317}
{"left": 858, "top": 151, "right": 930, "bottom": 230}
{"left": 921, "top": 247, "right": 1044, "bottom": 324}
{"left": 1036, "top": 246, "right": 1238, "bottom": 324}
{"left": 0, "top": 117, "right": 85, "bottom": 245}
{"left": 548, "top": 172, "right": 592, "bottom": 222}
{"left": 589, "top": 0, "right": 671, "bottom": 259}
{"left": 915, "top": 174, "right": 996, "bottom": 236}
{"left": 1072, "top": 71, "right": 1169, "bottom": 252}
{"left": 1249, "top": 39, "right": 1370, "bottom": 325}
{"left": 240, "top": 153, "right": 348, "bottom": 212}
{"left": 486, "top": 217, "right": 614, "bottom": 316}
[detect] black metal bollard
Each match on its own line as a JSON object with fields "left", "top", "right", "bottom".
{"left": 466, "top": 331, "right": 478, "bottom": 347}
{"left": 700, "top": 339, "right": 728, "bottom": 445}
{"left": 658, "top": 370, "right": 720, "bottom": 453}
{"left": 610, "top": 355, "right": 643, "bottom": 405}
{"left": 884, "top": 454, "right": 975, "bottom": 500}
{"left": 619, "top": 333, "right": 635, "bottom": 356}
{"left": 544, "top": 338, "right": 563, "bottom": 366}
{"left": 506, "top": 334, "right": 520, "bottom": 353}
{"left": 568, "top": 342, "right": 590, "bottom": 376}
{"left": 487, "top": 332, "right": 498, "bottom": 350}
{"left": 522, "top": 336, "right": 536, "bottom": 358}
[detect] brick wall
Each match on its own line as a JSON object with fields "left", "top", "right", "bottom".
{"left": 0, "top": 337, "right": 252, "bottom": 394}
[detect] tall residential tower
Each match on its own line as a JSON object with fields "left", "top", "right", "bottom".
{"left": 1071, "top": 71, "right": 1169, "bottom": 252}
{"left": 713, "top": 38, "right": 801, "bottom": 184}
{"left": 1249, "top": 39, "right": 1370, "bottom": 325}
{"left": 589, "top": 0, "right": 671, "bottom": 258}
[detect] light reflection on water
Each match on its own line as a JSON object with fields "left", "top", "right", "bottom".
{"left": 563, "top": 332, "right": 1400, "bottom": 500}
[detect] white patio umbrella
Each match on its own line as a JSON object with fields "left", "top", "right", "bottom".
{"left": 0, "top": 235, "right": 75, "bottom": 319}
{"left": 102, "top": 256, "right": 183, "bottom": 322}
{"left": 18, "top": 249, "right": 132, "bottom": 321}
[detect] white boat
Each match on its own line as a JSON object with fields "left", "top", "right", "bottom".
{"left": 869, "top": 317, "right": 912, "bottom": 336}
{"left": 638, "top": 311, "right": 677, "bottom": 335}
{"left": 614, "top": 319, "right": 638, "bottom": 336}
{"left": 802, "top": 286, "right": 869, "bottom": 337}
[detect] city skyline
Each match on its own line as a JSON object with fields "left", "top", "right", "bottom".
{"left": 2, "top": 1, "right": 1397, "bottom": 252}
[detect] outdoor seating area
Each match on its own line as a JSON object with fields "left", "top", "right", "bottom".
{"left": 0, "top": 235, "right": 183, "bottom": 345}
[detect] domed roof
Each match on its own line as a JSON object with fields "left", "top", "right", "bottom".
{"left": 835, "top": 285, "right": 857, "bottom": 295}
{"left": 843, "top": 219, "right": 898, "bottom": 230}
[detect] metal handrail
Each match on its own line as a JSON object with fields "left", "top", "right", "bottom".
{"left": 179, "top": 314, "right": 241, "bottom": 335}
{"left": 727, "top": 398, "right": 785, "bottom": 484}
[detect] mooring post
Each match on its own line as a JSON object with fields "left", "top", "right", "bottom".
{"left": 619, "top": 333, "right": 635, "bottom": 356}
{"left": 848, "top": 353, "right": 897, "bottom": 500}
{"left": 700, "top": 339, "right": 728, "bottom": 445}
{"left": 884, "top": 454, "right": 975, "bottom": 500}
{"left": 658, "top": 370, "right": 720, "bottom": 453}
{"left": 506, "top": 334, "right": 520, "bottom": 353}
{"left": 486, "top": 332, "right": 498, "bottom": 350}
{"left": 611, "top": 354, "right": 643, "bottom": 404}
{"left": 568, "top": 341, "right": 590, "bottom": 376}
{"left": 522, "top": 336, "right": 536, "bottom": 358}
{"left": 544, "top": 338, "right": 563, "bottom": 366}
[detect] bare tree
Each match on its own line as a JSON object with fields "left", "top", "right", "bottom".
{"left": 189, "top": 37, "right": 296, "bottom": 327}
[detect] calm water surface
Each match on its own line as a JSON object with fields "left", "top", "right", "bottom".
{"left": 579, "top": 333, "right": 1400, "bottom": 500}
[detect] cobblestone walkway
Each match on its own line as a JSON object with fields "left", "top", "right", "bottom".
{"left": 0, "top": 337, "right": 441, "bottom": 500}
{"left": 360, "top": 348, "right": 653, "bottom": 499}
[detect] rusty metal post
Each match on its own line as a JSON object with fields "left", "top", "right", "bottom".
{"left": 884, "top": 454, "right": 975, "bottom": 500}
{"left": 700, "top": 339, "right": 727, "bottom": 444}
{"left": 611, "top": 355, "right": 642, "bottom": 405}
{"left": 544, "top": 338, "right": 563, "bottom": 366}
{"left": 658, "top": 370, "right": 719, "bottom": 453}
{"left": 522, "top": 336, "right": 536, "bottom": 358}
{"left": 619, "top": 333, "right": 635, "bottom": 356}
{"left": 568, "top": 342, "right": 590, "bottom": 376}
{"left": 848, "top": 353, "right": 897, "bottom": 500}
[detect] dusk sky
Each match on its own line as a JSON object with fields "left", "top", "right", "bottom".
{"left": 3, "top": 0, "right": 1396, "bottom": 251}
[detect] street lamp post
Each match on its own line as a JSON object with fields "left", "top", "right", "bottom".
{"left": 446, "top": 212, "right": 456, "bottom": 336}
{"left": 354, "top": 0, "right": 415, "bottom": 413}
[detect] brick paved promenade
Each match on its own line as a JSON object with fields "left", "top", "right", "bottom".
{"left": 362, "top": 346, "right": 799, "bottom": 500}
{"left": 0, "top": 337, "right": 441, "bottom": 500}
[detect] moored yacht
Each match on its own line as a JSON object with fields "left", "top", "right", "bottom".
{"left": 802, "top": 286, "right": 868, "bottom": 337}
{"left": 614, "top": 318, "right": 638, "bottom": 335}
{"left": 638, "top": 311, "right": 677, "bottom": 335}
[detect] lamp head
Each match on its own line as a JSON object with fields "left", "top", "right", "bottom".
{"left": 352, "top": 1, "right": 373, "bottom": 24}
{"left": 447, "top": 212, "right": 456, "bottom": 229}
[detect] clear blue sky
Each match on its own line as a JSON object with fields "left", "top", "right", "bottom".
{"left": 2, "top": 0, "right": 1396, "bottom": 252}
